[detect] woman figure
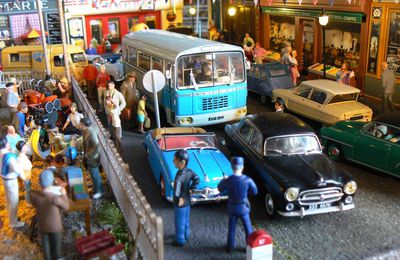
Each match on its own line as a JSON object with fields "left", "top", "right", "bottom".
{"left": 136, "top": 94, "right": 148, "bottom": 134}
{"left": 282, "top": 47, "right": 300, "bottom": 85}
{"left": 16, "top": 141, "right": 32, "bottom": 205}
{"left": 336, "top": 62, "right": 351, "bottom": 85}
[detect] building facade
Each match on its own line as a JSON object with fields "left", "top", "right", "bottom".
{"left": 63, "top": 0, "right": 184, "bottom": 53}
{"left": 0, "top": 0, "right": 61, "bottom": 47}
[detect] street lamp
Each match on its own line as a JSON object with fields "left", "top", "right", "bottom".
{"left": 228, "top": 6, "right": 236, "bottom": 43}
{"left": 189, "top": 6, "right": 196, "bottom": 31}
{"left": 319, "top": 9, "right": 329, "bottom": 78}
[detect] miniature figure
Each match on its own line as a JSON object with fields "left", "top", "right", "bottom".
{"left": 31, "top": 169, "right": 70, "bottom": 260}
{"left": 80, "top": 117, "right": 103, "bottom": 199}
{"left": 275, "top": 98, "right": 285, "bottom": 113}
{"left": 16, "top": 141, "right": 32, "bottom": 205}
{"left": 172, "top": 149, "right": 200, "bottom": 247}
{"left": 218, "top": 157, "right": 258, "bottom": 253}
{"left": 0, "top": 136, "right": 26, "bottom": 228}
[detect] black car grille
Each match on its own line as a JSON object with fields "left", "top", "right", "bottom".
{"left": 350, "top": 115, "right": 364, "bottom": 121}
{"left": 298, "top": 187, "right": 343, "bottom": 206}
{"left": 200, "top": 96, "right": 229, "bottom": 111}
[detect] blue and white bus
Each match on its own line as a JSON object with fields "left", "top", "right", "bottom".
{"left": 121, "top": 30, "right": 247, "bottom": 126}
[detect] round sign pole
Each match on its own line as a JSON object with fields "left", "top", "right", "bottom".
{"left": 142, "top": 70, "right": 165, "bottom": 129}
{"left": 151, "top": 72, "right": 161, "bottom": 128}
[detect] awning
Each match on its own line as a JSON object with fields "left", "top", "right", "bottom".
{"left": 261, "top": 7, "right": 364, "bottom": 24}
{"left": 19, "top": 28, "right": 48, "bottom": 39}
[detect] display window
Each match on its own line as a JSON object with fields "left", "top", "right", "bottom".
{"left": 324, "top": 21, "right": 361, "bottom": 73}
{"left": 90, "top": 19, "right": 103, "bottom": 46}
{"left": 108, "top": 18, "right": 120, "bottom": 44}
{"left": 269, "top": 16, "right": 295, "bottom": 53}
{"left": 367, "top": 20, "right": 380, "bottom": 75}
{"left": 128, "top": 16, "right": 139, "bottom": 31}
{"left": 386, "top": 10, "right": 400, "bottom": 76}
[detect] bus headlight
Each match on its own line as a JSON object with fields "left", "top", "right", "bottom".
{"left": 236, "top": 108, "right": 247, "bottom": 116}
{"left": 344, "top": 181, "right": 357, "bottom": 195}
{"left": 284, "top": 187, "right": 299, "bottom": 202}
{"left": 179, "top": 117, "right": 193, "bottom": 125}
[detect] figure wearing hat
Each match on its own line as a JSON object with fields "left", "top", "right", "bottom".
{"left": 31, "top": 169, "right": 70, "bottom": 260}
{"left": 217, "top": 157, "right": 258, "bottom": 253}
{"left": 120, "top": 71, "right": 138, "bottom": 124}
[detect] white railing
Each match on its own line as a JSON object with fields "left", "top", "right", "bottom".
{"left": 71, "top": 78, "right": 164, "bottom": 260}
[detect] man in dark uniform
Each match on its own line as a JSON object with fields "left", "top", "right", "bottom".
{"left": 172, "top": 149, "right": 200, "bottom": 247}
{"left": 218, "top": 157, "right": 258, "bottom": 253}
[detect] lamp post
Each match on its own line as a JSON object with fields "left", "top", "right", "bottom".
{"left": 189, "top": 6, "right": 196, "bottom": 31}
{"left": 228, "top": 6, "right": 236, "bottom": 44}
{"left": 319, "top": 9, "right": 329, "bottom": 78}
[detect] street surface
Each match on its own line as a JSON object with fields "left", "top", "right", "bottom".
{"left": 119, "top": 92, "right": 400, "bottom": 260}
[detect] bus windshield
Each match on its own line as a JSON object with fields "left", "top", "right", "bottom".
{"left": 177, "top": 52, "right": 244, "bottom": 89}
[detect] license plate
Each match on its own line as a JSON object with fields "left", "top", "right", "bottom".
{"left": 208, "top": 115, "right": 224, "bottom": 121}
{"left": 308, "top": 202, "right": 332, "bottom": 210}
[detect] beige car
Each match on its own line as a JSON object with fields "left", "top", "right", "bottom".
{"left": 272, "top": 79, "right": 372, "bottom": 125}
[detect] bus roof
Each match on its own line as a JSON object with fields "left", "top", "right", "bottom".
{"left": 1, "top": 44, "right": 85, "bottom": 54}
{"left": 122, "top": 29, "right": 244, "bottom": 61}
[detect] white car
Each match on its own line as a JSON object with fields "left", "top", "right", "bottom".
{"left": 272, "top": 79, "right": 372, "bottom": 125}
{"left": 87, "top": 54, "right": 124, "bottom": 82}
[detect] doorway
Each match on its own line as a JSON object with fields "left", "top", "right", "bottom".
{"left": 299, "top": 19, "right": 315, "bottom": 75}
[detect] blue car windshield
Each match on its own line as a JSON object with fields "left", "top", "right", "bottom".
{"left": 160, "top": 134, "right": 217, "bottom": 151}
{"left": 265, "top": 135, "right": 321, "bottom": 156}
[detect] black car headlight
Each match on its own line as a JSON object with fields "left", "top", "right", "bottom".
{"left": 344, "top": 181, "right": 357, "bottom": 195}
{"left": 284, "top": 187, "right": 299, "bottom": 202}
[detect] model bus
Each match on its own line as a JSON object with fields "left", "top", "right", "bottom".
{"left": 121, "top": 30, "right": 247, "bottom": 126}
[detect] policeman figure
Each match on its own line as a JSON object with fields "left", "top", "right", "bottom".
{"left": 172, "top": 149, "right": 200, "bottom": 247}
{"left": 218, "top": 157, "right": 258, "bottom": 253}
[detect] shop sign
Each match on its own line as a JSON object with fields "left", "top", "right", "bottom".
{"left": 262, "top": 7, "right": 363, "bottom": 24}
{"left": 0, "top": 0, "right": 57, "bottom": 14}
{"left": 64, "top": 0, "right": 183, "bottom": 15}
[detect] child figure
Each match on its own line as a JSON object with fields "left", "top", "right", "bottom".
{"left": 275, "top": 98, "right": 285, "bottom": 113}
{"left": 16, "top": 141, "right": 32, "bottom": 205}
{"left": 31, "top": 170, "right": 70, "bottom": 260}
{"left": 137, "top": 94, "right": 148, "bottom": 134}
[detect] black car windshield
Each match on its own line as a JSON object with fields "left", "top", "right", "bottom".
{"left": 161, "top": 134, "right": 217, "bottom": 151}
{"left": 265, "top": 135, "right": 321, "bottom": 156}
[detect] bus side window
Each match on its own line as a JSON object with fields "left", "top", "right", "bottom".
{"left": 138, "top": 51, "right": 150, "bottom": 71}
{"left": 128, "top": 47, "right": 137, "bottom": 66}
{"left": 152, "top": 56, "right": 164, "bottom": 72}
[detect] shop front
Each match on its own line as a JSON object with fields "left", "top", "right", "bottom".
{"left": 259, "top": 0, "right": 370, "bottom": 91}
{"left": 0, "top": 0, "right": 61, "bottom": 47}
{"left": 63, "top": 0, "right": 183, "bottom": 54}
{"left": 364, "top": 0, "right": 400, "bottom": 106}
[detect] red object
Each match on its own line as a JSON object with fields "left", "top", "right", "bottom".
{"left": 121, "top": 108, "right": 132, "bottom": 121}
{"left": 24, "top": 90, "right": 45, "bottom": 105}
{"left": 83, "top": 64, "right": 99, "bottom": 81}
{"left": 75, "top": 230, "right": 124, "bottom": 258}
{"left": 247, "top": 230, "right": 272, "bottom": 248}
{"left": 42, "top": 95, "right": 58, "bottom": 104}
{"left": 60, "top": 98, "right": 72, "bottom": 108}
{"left": 166, "top": 11, "right": 176, "bottom": 22}
{"left": 96, "top": 72, "right": 110, "bottom": 89}
{"left": 85, "top": 11, "right": 161, "bottom": 54}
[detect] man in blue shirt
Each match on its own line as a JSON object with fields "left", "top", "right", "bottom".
{"left": 85, "top": 43, "right": 97, "bottom": 55}
{"left": 6, "top": 82, "right": 20, "bottom": 124}
{"left": 218, "top": 157, "right": 258, "bottom": 253}
{"left": 12, "top": 102, "right": 28, "bottom": 137}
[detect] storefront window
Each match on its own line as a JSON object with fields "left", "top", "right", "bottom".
{"left": 90, "top": 20, "right": 103, "bottom": 45}
{"left": 325, "top": 21, "right": 361, "bottom": 73}
{"left": 145, "top": 15, "right": 156, "bottom": 29}
{"left": 386, "top": 11, "right": 400, "bottom": 76}
{"left": 269, "top": 16, "right": 295, "bottom": 53}
{"left": 0, "top": 16, "right": 11, "bottom": 44}
{"left": 108, "top": 18, "right": 120, "bottom": 44}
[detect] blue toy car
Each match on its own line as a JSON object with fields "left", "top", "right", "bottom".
{"left": 144, "top": 127, "right": 233, "bottom": 203}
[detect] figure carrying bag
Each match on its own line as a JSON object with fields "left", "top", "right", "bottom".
{"left": 144, "top": 116, "right": 151, "bottom": 129}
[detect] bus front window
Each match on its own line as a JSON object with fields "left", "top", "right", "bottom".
{"left": 177, "top": 52, "right": 244, "bottom": 89}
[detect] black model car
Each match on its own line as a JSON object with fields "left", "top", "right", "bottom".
{"left": 224, "top": 112, "right": 357, "bottom": 217}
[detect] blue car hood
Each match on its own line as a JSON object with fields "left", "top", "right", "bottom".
{"left": 162, "top": 149, "right": 233, "bottom": 188}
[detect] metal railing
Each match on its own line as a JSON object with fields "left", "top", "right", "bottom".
{"left": 71, "top": 78, "right": 164, "bottom": 260}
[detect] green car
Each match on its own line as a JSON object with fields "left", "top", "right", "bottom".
{"left": 320, "top": 112, "right": 400, "bottom": 177}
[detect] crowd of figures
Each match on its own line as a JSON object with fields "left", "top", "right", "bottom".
{"left": 0, "top": 75, "right": 106, "bottom": 259}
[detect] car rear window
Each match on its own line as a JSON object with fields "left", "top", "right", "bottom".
{"left": 328, "top": 93, "right": 358, "bottom": 104}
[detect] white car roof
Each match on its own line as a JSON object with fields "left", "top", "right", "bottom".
{"left": 301, "top": 79, "right": 360, "bottom": 95}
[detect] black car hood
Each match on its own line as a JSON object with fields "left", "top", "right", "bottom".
{"left": 264, "top": 153, "right": 348, "bottom": 189}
